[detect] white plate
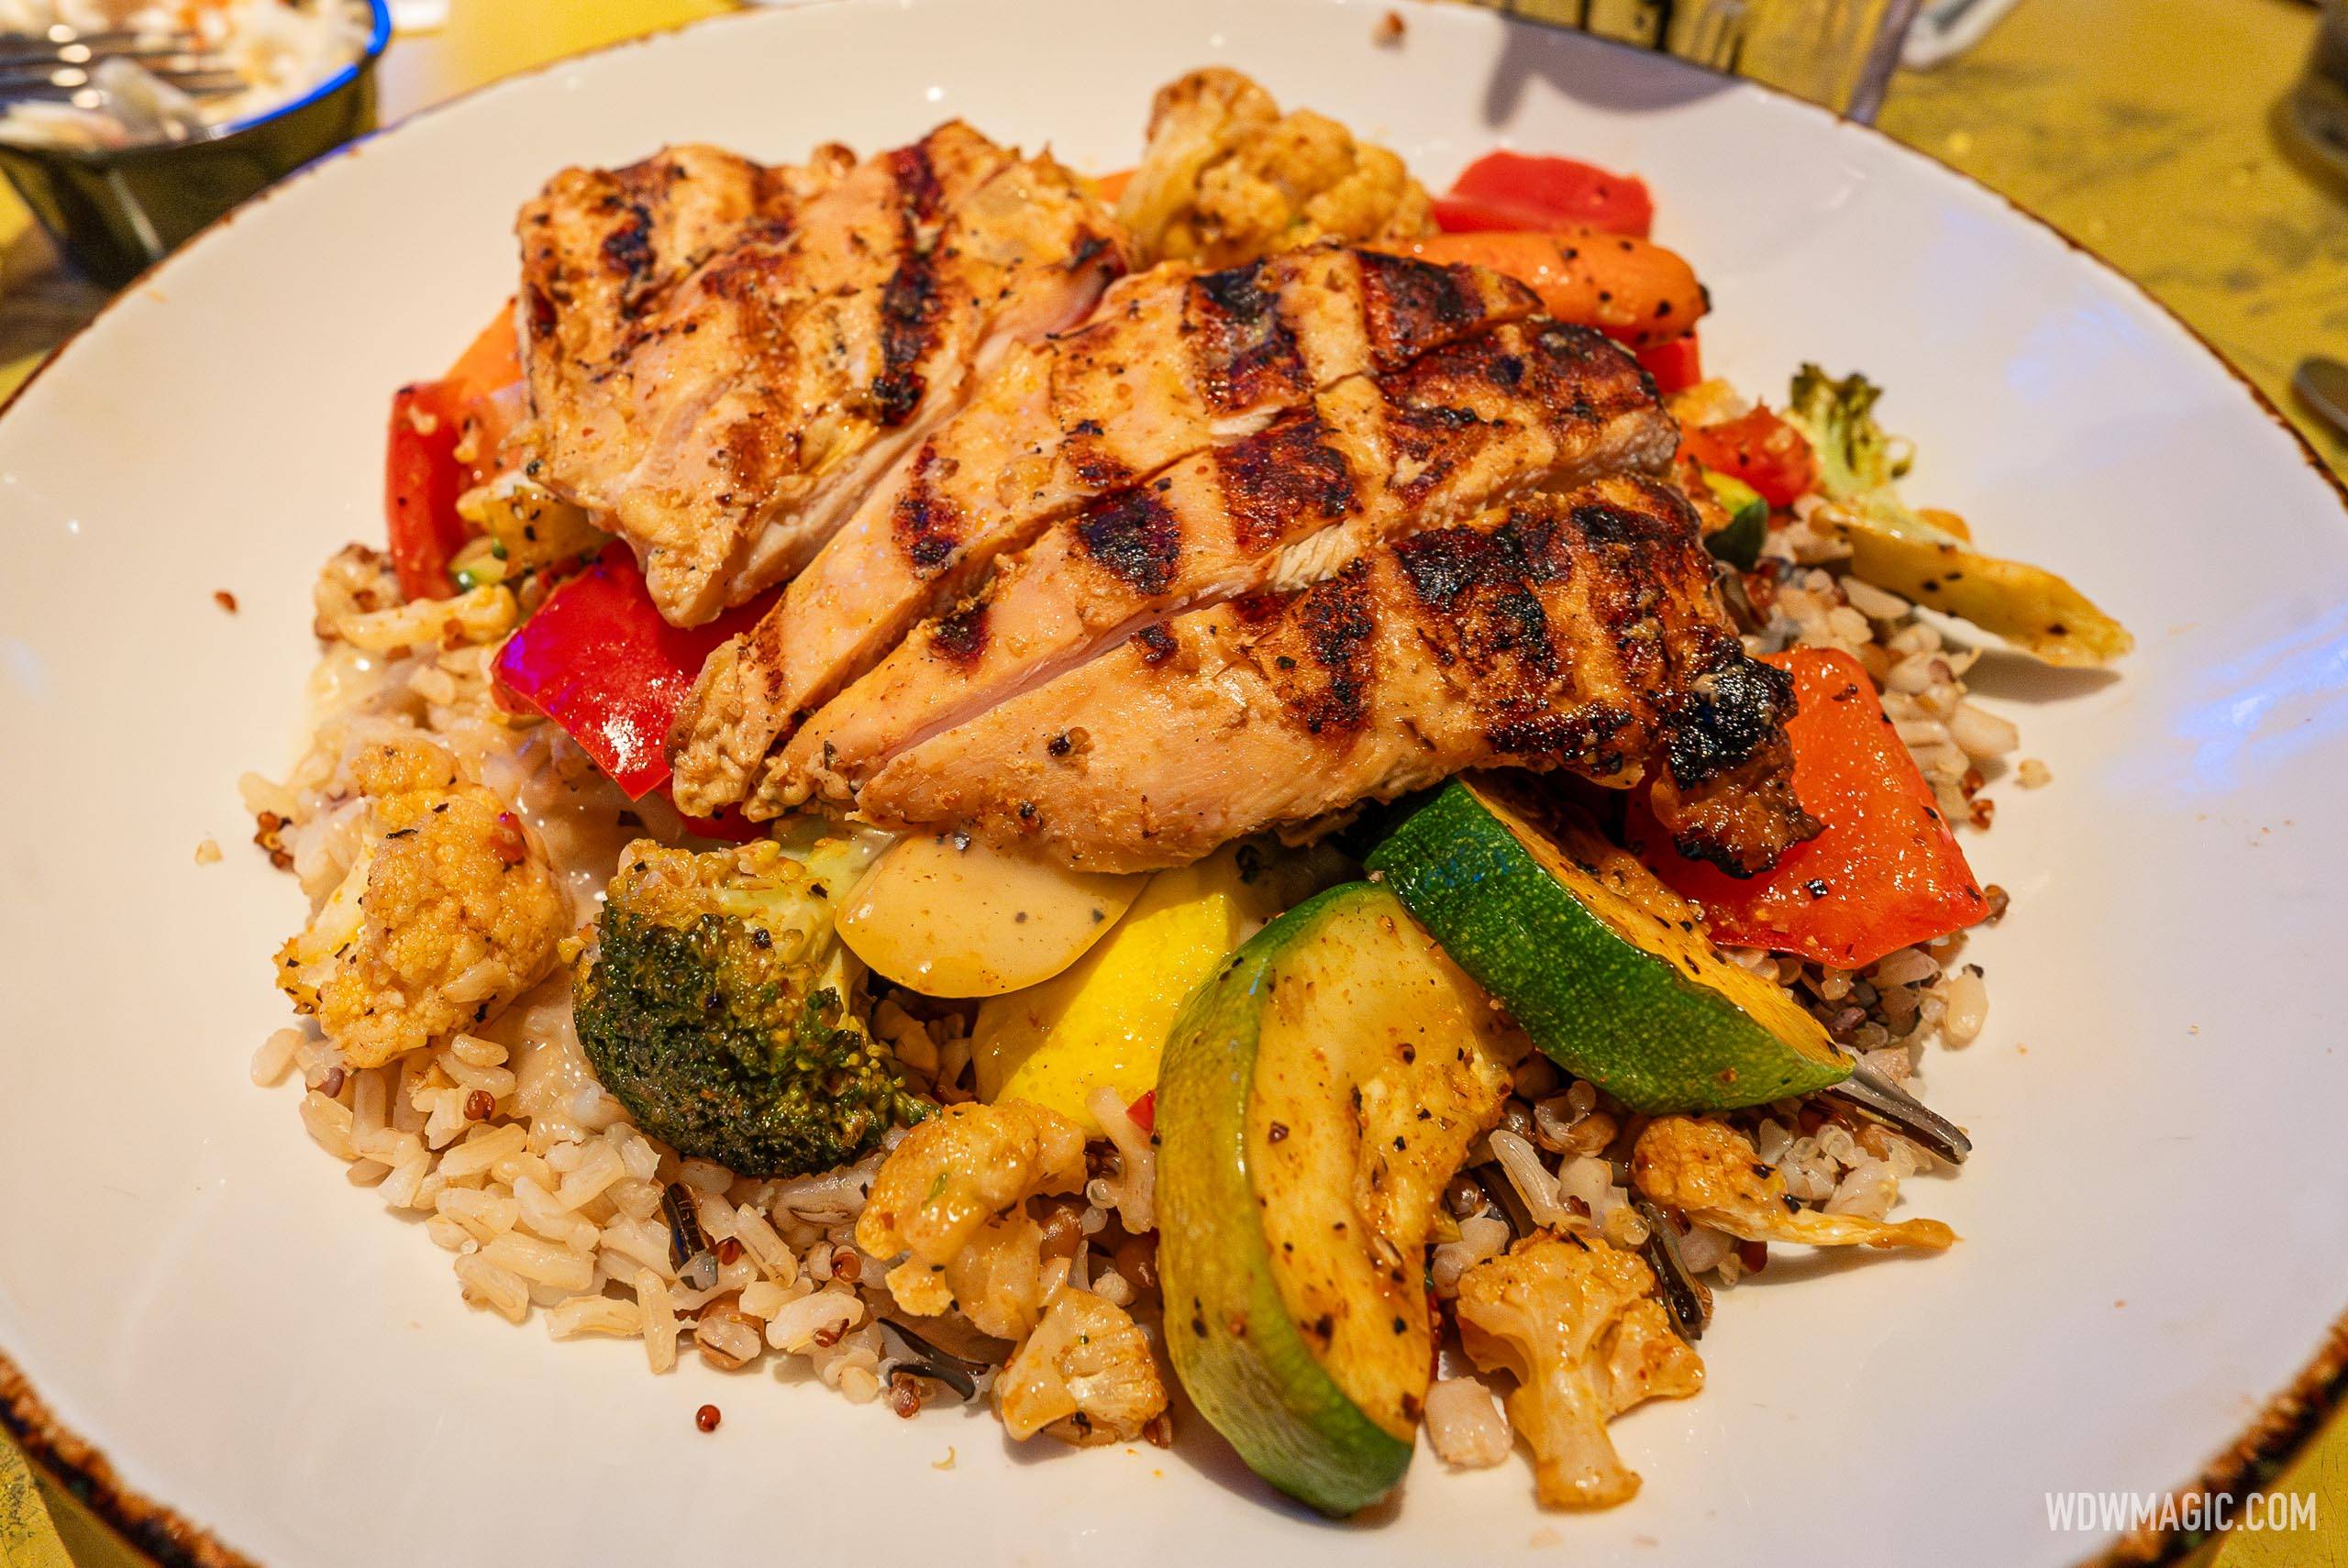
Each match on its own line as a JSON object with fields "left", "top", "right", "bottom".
{"left": 4, "top": 2, "right": 2345, "bottom": 1562}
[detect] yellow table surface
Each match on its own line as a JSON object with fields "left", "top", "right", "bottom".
{"left": 3, "top": 2, "right": 2343, "bottom": 1562}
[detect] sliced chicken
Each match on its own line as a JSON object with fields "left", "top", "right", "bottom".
{"left": 516, "top": 123, "right": 1128, "bottom": 626}
{"left": 781, "top": 319, "right": 1679, "bottom": 806}
{"left": 667, "top": 245, "right": 1542, "bottom": 817}
{"left": 855, "top": 475, "right": 1808, "bottom": 873}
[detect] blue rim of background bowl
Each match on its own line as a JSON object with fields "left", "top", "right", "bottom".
{"left": 7, "top": 0, "right": 393, "bottom": 164}
{"left": 214, "top": 0, "right": 393, "bottom": 140}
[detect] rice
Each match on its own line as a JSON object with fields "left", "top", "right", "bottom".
{"left": 767, "top": 1288, "right": 862, "bottom": 1354}
{"left": 635, "top": 1268, "right": 679, "bottom": 1374}
{"left": 249, "top": 1027, "right": 303, "bottom": 1088}
{"left": 452, "top": 1254, "right": 530, "bottom": 1323}
{"left": 246, "top": 403, "right": 2021, "bottom": 1466}
{"left": 1424, "top": 1377, "right": 1513, "bottom": 1469}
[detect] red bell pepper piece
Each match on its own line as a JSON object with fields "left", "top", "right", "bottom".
{"left": 1635, "top": 331, "right": 1702, "bottom": 395}
{"left": 677, "top": 802, "right": 769, "bottom": 843}
{"left": 1432, "top": 192, "right": 1566, "bottom": 234}
{"left": 1679, "top": 406, "right": 1818, "bottom": 509}
{"left": 1625, "top": 648, "right": 1988, "bottom": 971}
{"left": 382, "top": 307, "right": 526, "bottom": 602}
{"left": 1435, "top": 150, "right": 1654, "bottom": 237}
{"left": 493, "top": 544, "right": 770, "bottom": 800}
{"left": 384, "top": 381, "right": 471, "bottom": 602}
{"left": 1125, "top": 1089, "right": 1156, "bottom": 1135}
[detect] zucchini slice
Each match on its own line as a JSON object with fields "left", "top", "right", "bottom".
{"left": 1157, "top": 882, "right": 1511, "bottom": 1517}
{"left": 1367, "top": 777, "right": 1849, "bottom": 1110}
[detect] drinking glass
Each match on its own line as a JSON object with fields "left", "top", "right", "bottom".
{"left": 1479, "top": 0, "right": 1927, "bottom": 123}
{"left": 2285, "top": 0, "right": 2348, "bottom": 188}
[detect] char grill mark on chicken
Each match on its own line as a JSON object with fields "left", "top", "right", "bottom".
{"left": 664, "top": 246, "right": 1543, "bottom": 817}
{"left": 774, "top": 319, "right": 1681, "bottom": 807}
{"left": 515, "top": 122, "right": 1128, "bottom": 627}
{"left": 852, "top": 474, "right": 1809, "bottom": 874}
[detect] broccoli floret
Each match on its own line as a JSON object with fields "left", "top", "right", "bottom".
{"left": 1786, "top": 363, "right": 1911, "bottom": 501}
{"left": 574, "top": 835, "right": 927, "bottom": 1176}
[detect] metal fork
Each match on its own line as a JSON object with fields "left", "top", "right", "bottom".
{"left": 0, "top": 27, "right": 245, "bottom": 106}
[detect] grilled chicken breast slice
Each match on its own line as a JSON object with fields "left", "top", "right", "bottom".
{"left": 854, "top": 475, "right": 1810, "bottom": 875}
{"left": 781, "top": 319, "right": 1679, "bottom": 806}
{"left": 667, "top": 245, "right": 1542, "bottom": 816}
{"left": 516, "top": 123, "right": 1127, "bottom": 626}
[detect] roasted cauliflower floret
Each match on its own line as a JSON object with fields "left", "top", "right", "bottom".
{"left": 855, "top": 1100, "right": 1088, "bottom": 1340}
{"left": 919, "top": 1204, "right": 1063, "bottom": 1342}
{"left": 993, "top": 1287, "right": 1168, "bottom": 1445}
{"left": 1631, "top": 1116, "right": 1956, "bottom": 1252}
{"left": 1454, "top": 1232, "right": 1704, "bottom": 1510}
{"left": 274, "top": 735, "right": 565, "bottom": 1068}
{"left": 312, "top": 543, "right": 517, "bottom": 654}
{"left": 1117, "top": 67, "right": 1434, "bottom": 268}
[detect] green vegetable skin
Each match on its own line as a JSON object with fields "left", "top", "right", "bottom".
{"left": 1157, "top": 882, "right": 1507, "bottom": 1517}
{"left": 1699, "top": 468, "right": 1767, "bottom": 570}
{"left": 1784, "top": 363, "right": 2132, "bottom": 667}
{"left": 1367, "top": 778, "right": 1850, "bottom": 1110}
{"left": 574, "top": 838, "right": 927, "bottom": 1176}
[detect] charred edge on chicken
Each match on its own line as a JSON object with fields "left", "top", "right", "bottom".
{"left": 891, "top": 447, "right": 968, "bottom": 577}
{"left": 1212, "top": 409, "right": 1358, "bottom": 553}
{"left": 931, "top": 600, "right": 991, "bottom": 668}
{"left": 1248, "top": 560, "right": 1378, "bottom": 737}
{"left": 1358, "top": 252, "right": 1530, "bottom": 372}
{"left": 1075, "top": 486, "right": 1185, "bottom": 597}
{"left": 1185, "top": 262, "right": 1310, "bottom": 413}
{"left": 870, "top": 140, "right": 947, "bottom": 426}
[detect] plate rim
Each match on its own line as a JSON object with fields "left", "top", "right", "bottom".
{"left": 2, "top": 5, "right": 2342, "bottom": 1563}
